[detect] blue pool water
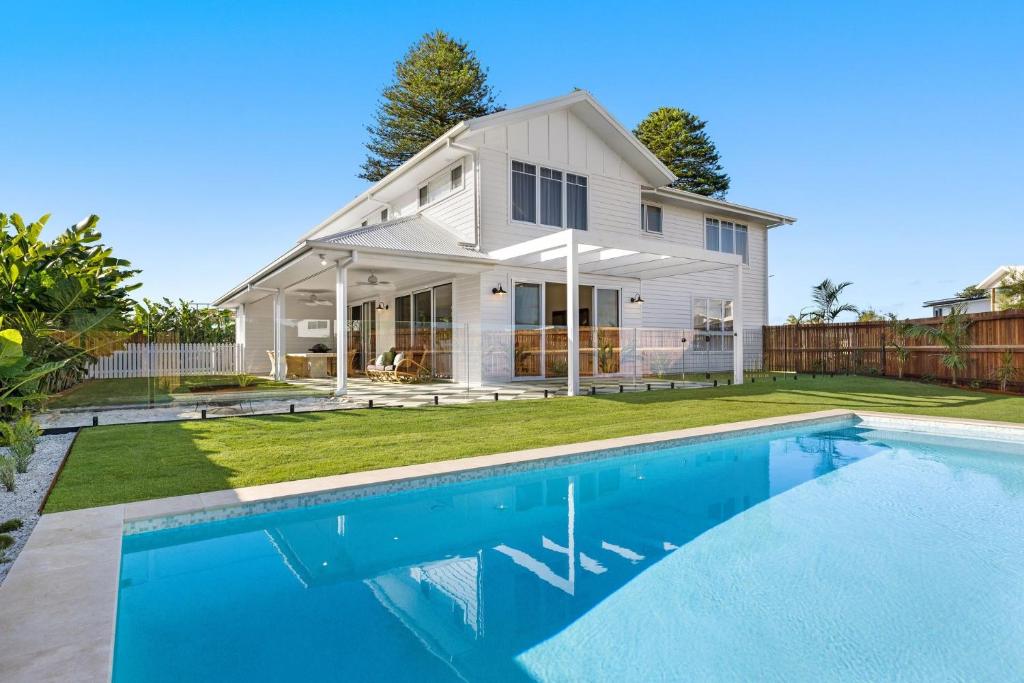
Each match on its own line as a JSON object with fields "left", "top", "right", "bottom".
{"left": 114, "top": 421, "right": 1024, "bottom": 681}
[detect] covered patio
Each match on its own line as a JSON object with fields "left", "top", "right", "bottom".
{"left": 489, "top": 229, "right": 746, "bottom": 395}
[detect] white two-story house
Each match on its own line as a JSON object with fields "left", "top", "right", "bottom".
{"left": 213, "top": 91, "right": 794, "bottom": 395}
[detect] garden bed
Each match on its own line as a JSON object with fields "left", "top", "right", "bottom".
{"left": 0, "top": 433, "right": 76, "bottom": 584}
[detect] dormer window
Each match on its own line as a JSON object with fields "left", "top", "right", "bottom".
{"left": 418, "top": 185, "right": 429, "bottom": 208}
{"left": 450, "top": 165, "right": 463, "bottom": 191}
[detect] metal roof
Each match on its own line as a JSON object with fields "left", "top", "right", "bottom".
{"left": 317, "top": 215, "right": 490, "bottom": 260}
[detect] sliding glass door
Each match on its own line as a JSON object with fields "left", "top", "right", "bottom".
{"left": 595, "top": 288, "right": 621, "bottom": 374}
{"left": 513, "top": 282, "right": 542, "bottom": 377}
{"left": 432, "top": 283, "right": 453, "bottom": 379}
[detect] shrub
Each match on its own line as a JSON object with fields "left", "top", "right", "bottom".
{"left": 234, "top": 373, "right": 257, "bottom": 388}
{"left": 993, "top": 349, "right": 1019, "bottom": 392}
{"left": 0, "top": 532, "right": 13, "bottom": 562}
{"left": 1, "top": 413, "right": 40, "bottom": 473}
{"left": 0, "top": 518, "right": 23, "bottom": 533}
{"left": 0, "top": 456, "right": 15, "bottom": 492}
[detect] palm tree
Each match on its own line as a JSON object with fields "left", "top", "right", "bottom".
{"left": 805, "top": 279, "right": 858, "bottom": 323}
{"left": 885, "top": 314, "right": 914, "bottom": 379}
{"left": 911, "top": 305, "right": 972, "bottom": 386}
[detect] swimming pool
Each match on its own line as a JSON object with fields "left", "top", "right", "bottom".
{"left": 113, "top": 417, "right": 1024, "bottom": 681}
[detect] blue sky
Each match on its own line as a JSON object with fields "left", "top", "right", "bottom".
{"left": 3, "top": 1, "right": 1021, "bottom": 322}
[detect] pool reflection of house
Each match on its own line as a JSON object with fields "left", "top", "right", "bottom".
{"left": 260, "top": 439, "right": 779, "bottom": 679}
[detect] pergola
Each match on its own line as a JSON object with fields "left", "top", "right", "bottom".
{"left": 489, "top": 229, "right": 746, "bottom": 396}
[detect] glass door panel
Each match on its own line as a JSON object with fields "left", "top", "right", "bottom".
{"left": 432, "top": 283, "right": 453, "bottom": 379}
{"left": 514, "top": 283, "right": 542, "bottom": 377}
{"left": 596, "top": 289, "right": 621, "bottom": 374}
{"left": 394, "top": 295, "right": 412, "bottom": 353}
{"left": 412, "top": 290, "right": 433, "bottom": 373}
{"left": 348, "top": 305, "right": 363, "bottom": 374}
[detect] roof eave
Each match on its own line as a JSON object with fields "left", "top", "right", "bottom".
{"left": 648, "top": 187, "right": 796, "bottom": 226}
{"left": 295, "top": 121, "right": 471, "bottom": 242}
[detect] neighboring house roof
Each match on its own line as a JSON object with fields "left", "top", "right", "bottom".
{"left": 978, "top": 265, "right": 1023, "bottom": 290}
{"left": 315, "top": 215, "right": 490, "bottom": 260}
{"left": 922, "top": 295, "right": 986, "bottom": 307}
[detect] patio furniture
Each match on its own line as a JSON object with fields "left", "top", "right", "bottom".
{"left": 387, "top": 347, "right": 432, "bottom": 383}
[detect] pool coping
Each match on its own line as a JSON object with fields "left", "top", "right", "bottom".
{"left": 3, "top": 408, "right": 1023, "bottom": 682}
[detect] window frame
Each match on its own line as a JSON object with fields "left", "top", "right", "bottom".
{"left": 692, "top": 296, "right": 736, "bottom": 352}
{"left": 450, "top": 164, "right": 463, "bottom": 191}
{"left": 418, "top": 184, "right": 429, "bottom": 208}
{"left": 641, "top": 203, "right": 664, "bottom": 236}
{"left": 509, "top": 158, "right": 588, "bottom": 231}
{"left": 380, "top": 208, "right": 388, "bottom": 222}
{"left": 704, "top": 215, "right": 749, "bottom": 264}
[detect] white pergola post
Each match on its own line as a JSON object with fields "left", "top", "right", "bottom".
{"left": 566, "top": 230, "right": 580, "bottom": 397}
{"left": 334, "top": 259, "right": 349, "bottom": 396}
{"left": 733, "top": 264, "right": 744, "bottom": 385}
{"left": 273, "top": 288, "right": 286, "bottom": 381}
{"left": 235, "top": 304, "right": 246, "bottom": 373}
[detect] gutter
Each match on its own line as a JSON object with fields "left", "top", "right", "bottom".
{"left": 649, "top": 187, "right": 796, "bottom": 227}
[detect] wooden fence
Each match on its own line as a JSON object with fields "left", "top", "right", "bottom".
{"left": 86, "top": 343, "right": 242, "bottom": 379}
{"left": 762, "top": 310, "right": 1024, "bottom": 387}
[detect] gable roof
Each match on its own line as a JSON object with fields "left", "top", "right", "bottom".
{"left": 978, "top": 265, "right": 1023, "bottom": 289}
{"left": 315, "top": 215, "right": 490, "bottom": 260}
{"left": 462, "top": 90, "right": 677, "bottom": 187}
{"left": 300, "top": 90, "right": 678, "bottom": 241}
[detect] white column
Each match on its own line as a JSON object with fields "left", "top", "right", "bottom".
{"left": 566, "top": 231, "right": 580, "bottom": 396}
{"left": 273, "top": 289, "right": 287, "bottom": 380}
{"left": 235, "top": 304, "right": 246, "bottom": 373}
{"left": 733, "top": 263, "right": 744, "bottom": 385}
{"left": 335, "top": 260, "right": 349, "bottom": 396}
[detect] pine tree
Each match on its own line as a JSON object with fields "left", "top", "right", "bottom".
{"left": 360, "top": 31, "right": 500, "bottom": 181}
{"left": 633, "top": 107, "right": 730, "bottom": 198}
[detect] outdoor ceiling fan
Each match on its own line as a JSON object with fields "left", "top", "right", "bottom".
{"left": 295, "top": 290, "right": 334, "bottom": 306}
{"left": 352, "top": 272, "right": 393, "bottom": 288}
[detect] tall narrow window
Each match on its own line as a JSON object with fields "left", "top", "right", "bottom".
{"left": 511, "top": 161, "right": 537, "bottom": 223}
{"left": 705, "top": 217, "right": 720, "bottom": 251}
{"left": 380, "top": 208, "right": 388, "bottom": 222}
{"left": 642, "top": 204, "right": 663, "bottom": 234}
{"left": 735, "top": 225, "right": 748, "bottom": 264}
{"left": 540, "top": 167, "right": 563, "bottom": 227}
{"left": 566, "top": 173, "right": 587, "bottom": 230}
{"left": 394, "top": 295, "right": 412, "bottom": 351}
{"left": 418, "top": 185, "right": 429, "bottom": 208}
{"left": 450, "top": 165, "right": 463, "bottom": 191}
{"left": 721, "top": 221, "right": 735, "bottom": 254}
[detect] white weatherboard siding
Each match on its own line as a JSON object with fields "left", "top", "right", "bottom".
{"left": 215, "top": 92, "right": 788, "bottom": 387}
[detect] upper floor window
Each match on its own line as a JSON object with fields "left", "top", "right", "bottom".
{"left": 566, "top": 174, "right": 587, "bottom": 230}
{"left": 450, "top": 165, "right": 463, "bottom": 191}
{"left": 512, "top": 160, "right": 587, "bottom": 230}
{"left": 418, "top": 185, "right": 429, "bottom": 208}
{"left": 360, "top": 220, "right": 368, "bottom": 227}
{"left": 511, "top": 161, "right": 537, "bottom": 222}
{"left": 705, "top": 217, "right": 748, "bottom": 264}
{"left": 641, "top": 204, "right": 663, "bottom": 234}
{"left": 540, "top": 167, "right": 563, "bottom": 227}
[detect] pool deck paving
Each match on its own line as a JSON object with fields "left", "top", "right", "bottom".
{"left": 2, "top": 409, "right": 1023, "bottom": 681}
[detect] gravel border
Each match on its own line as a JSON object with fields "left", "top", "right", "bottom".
{"left": 0, "top": 432, "right": 76, "bottom": 584}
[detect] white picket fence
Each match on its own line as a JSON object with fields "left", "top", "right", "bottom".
{"left": 86, "top": 343, "right": 242, "bottom": 379}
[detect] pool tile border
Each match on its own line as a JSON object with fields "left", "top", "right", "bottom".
{"left": 4, "top": 408, "right": 1024, "bottom": 682}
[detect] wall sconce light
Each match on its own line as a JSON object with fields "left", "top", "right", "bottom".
{"left": 492, "top": 284, "right": 507, "bottom": 296}
{"left": 376, "top": 302, "right": 389, "bottom": 311}
{"left": 318, "top": 253, "right": 328, "bottom": 267}
{"left": 629, "top": 293, "right": 644, "bottom": 304}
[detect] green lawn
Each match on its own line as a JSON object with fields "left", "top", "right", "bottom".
{"left": 47, "top": 374, "right": 314, "bottom": 408}
{"left": 46, "top": 376, "right": 1024, "bottom": 512}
